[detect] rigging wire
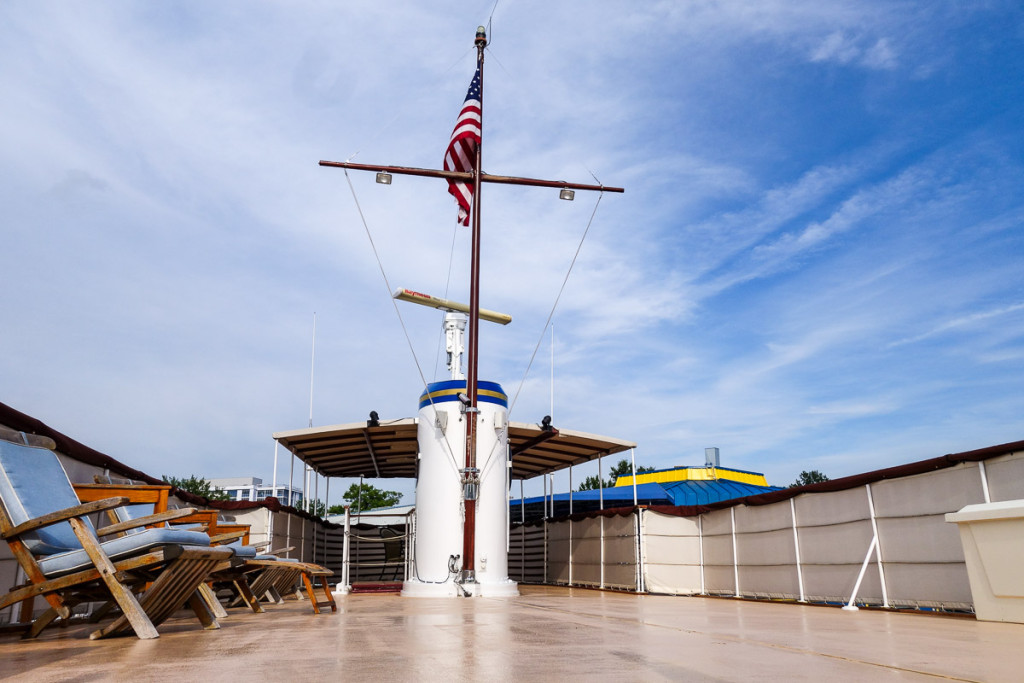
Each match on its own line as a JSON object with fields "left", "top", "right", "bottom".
{"left": 507, "top": 191, "right": 605, "bottom": 417}
{"left": 341, "top": 169, "right": 462, "bottom": 474}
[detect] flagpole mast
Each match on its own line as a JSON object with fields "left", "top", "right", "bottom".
{"left": 461, "top": 25, "right": 487, "bottom": 586}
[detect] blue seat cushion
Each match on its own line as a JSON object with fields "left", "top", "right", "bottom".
{"left": 0, "top": 439, "right": 98, "bottom": 555}
{"left": 226, "top": 540, "right": 258, "bottom": 559}
{"left": 37, "top": 527, "right": 213, "bottom": 578}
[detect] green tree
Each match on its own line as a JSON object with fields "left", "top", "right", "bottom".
{"left": 342, "top": 482, "right": 403, "bottom": 512}
{"left": 162, "top": 474, "right": 231, "bottom": 501}
{"left": 304, "top": 499, "right": 327, "bottom": 517}
{"left": 578, "top": 459, "right": 654, "bottom": 491}
{"left": 789, "top": 470, "right": 830, "bottom": 488}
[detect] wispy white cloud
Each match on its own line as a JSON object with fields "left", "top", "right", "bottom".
{"left": 889, "top": 302, "right": 1024, "bottom": 348}
{"left": 2, "top": 1, "right": 1023, "bottom": 499}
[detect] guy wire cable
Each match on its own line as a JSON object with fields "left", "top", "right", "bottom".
{"left": 342, "top": 169, "right": 462, "bottom": 474}
{"left": 507, "top": 190, "right": 605, "bottom": 417}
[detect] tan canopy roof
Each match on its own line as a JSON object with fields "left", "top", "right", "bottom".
{"left": 272, "top": 418, "right": 635, "bottom": 481}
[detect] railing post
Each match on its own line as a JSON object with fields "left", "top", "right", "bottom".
{"left": 698, "top": 514, "right": 706, "bottom": 595}
{"left": 731, "top": 507, "right": 740, "bottom": 598}
{"left": 790, "top": 497, "right": 806, "bottom": 602}
{"left": 979, "top": 460, "right": 992, "bottom": 503}
{"left": 339, "top": 505, "right": 351, "bottom": 594}
{"left": 866, "top": 484, "right": 889, "bottom": 608}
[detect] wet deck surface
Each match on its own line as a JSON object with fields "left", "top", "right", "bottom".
{"left": 3, "top": 585, "right": 1022, "bottom": 682}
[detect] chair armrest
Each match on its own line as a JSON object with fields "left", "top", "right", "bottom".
{"left": 95, "top": 507, "right": 199, "bottom": 537}
{"left": 209, "top": 530, "right": 247, "bottom": 545}
{"left": 1, "top": 497, "right": 129, "bottom": 540}
{"left": 0, "top": 426, "right": 57, "bottom": 450}
{"left": 264, "top": 546, "right": 296, "bottom": 556}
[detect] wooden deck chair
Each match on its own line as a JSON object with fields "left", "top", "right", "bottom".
{"left": 78, "top": 478, "right": 335, "bottom": 616}
{"left": 243, "top": 556, "right": 337, "bottom": 614}
{"left": 0, "top": 428, "right": 233, "bottom": 639}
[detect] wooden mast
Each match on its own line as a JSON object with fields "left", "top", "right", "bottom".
{"left": 319, "top": 26, "right": 623, "bottom": 590}
{"left": 461, "top": 25, "right": 487, "bottom": 583}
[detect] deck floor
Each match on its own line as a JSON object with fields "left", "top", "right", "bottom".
{"left": 2, "top": 585, "right": 1022, "bottom": 681}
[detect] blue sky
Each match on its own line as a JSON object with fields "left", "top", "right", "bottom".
{"left": 2, "top": 2, "right": 1023, "bottom": 505}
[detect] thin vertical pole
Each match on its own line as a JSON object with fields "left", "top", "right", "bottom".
{"left": 268, "top": 441, "right": 279, "bottom": 550}
{"left": 550, "top": 323, "right": 554, "bottom": 423}
{"left": 598, "top": 455, "right": 604, "bottom": 511}
{"left": 978, "top": 460, "right": 992, "bottom": 503}
{"left": 342, "top": 506, "right": 351, "bottom": 592}
{"left": 630, "top": 448, "right": 638, "bottom": 507}
{"left": 324, "top": 477, "right": 331, "bottom": 567}
{"left": 865, "top": 484, "right": 889, "bottom": 608}
{"left": 843, "top": 535, "right": 878, "bottom": 611}
{"left": 731, "top": 507, "right": 740, "bottom": 598}
{"left": 549, "top": 473, "right": 554, "bottom": 518}
{"left": 569, "top": 465, "right": 573, "bottom": 515}
{"left": 520, "top": 479, "right": 525, "bottom": 524}
{"left": 698, "top": 515, "right": 706, "bottom": 595}
{"left": 461, "top": 29, "right": 487, "bottom": 583}
{"left": 286, "top": 452, "right": 295, "bottom": 558}
{"left": 568, "top": 515, "right": 574, "bottom": 586}
{"left": 304, "top": 466, "right": 310, "bottom": 513}
{"left": 543, "top": 475, "right": 548, "bottom": 520}
{"left": 309, "top": 312, "right": 316, "bottom": 428}
{"left": 312, "top": 470, "right": 319, "bottom": 562}
{"left": 790, "top": 498, "right": 806, "bottom": 602}
{"left": 630, "top": 509, "right": 638, "bottom": 589}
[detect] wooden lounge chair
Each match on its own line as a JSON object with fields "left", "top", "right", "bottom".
{"left": 0, "top": 428, "right": 233, "bottom": 639}
{"left": 80, "top": 481, "right": 336, "bottom": 615}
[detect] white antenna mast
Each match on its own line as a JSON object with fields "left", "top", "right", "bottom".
{"left": 550, "top": 323, "right": 555, "bottom": 423}
{"left": 308, "top": 312, "right": 316, "bottom": 428}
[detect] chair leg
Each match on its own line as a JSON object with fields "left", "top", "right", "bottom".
{"left": 24, "top": 606, "right": 62, "bottom": 639}
{"left": 187, "top": 590, "right": 220, "bottom": 630}
{"left": 197, "top": 583, "right": 228, "bottom": 620}
{"left": 233, "top": 578, "right": 265, "bottom": 614}
{"left": 301, "top": 573, "right": 321, "bottom": 615}
{"left": 267, "top": 586, "right": 285, "bottom": 604}
{"left": 69, "top": 519, "right": 158, "bottom": 640}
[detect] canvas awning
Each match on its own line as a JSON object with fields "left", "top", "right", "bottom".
{"left": 272, "top": 418, "right": 635, "bottom": 480}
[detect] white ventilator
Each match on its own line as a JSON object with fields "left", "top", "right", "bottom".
{"left": 402, "top": 311, "right": 518, "bottom": 597}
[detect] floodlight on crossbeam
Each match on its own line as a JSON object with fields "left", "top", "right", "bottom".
{"left": 376, "top": 172, "right": 393, "bottom": 184}
{"left": 393, "top": 288, "right": 512, "bottom": 325}
{"left": 559, "top": 188, "right": 575, "bottom": 201}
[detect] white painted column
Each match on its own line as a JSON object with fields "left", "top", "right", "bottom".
{"left": 630, "top": 448, "right": 638, "bottom": 506}
{"left": 979, "top": 460, "right": 992, "bottom": 503}
{"left": 790, "top": 497, "right": 806, "bottom": 602}
{"left": 731, "top": 507, "right": 740, "bottom": 598}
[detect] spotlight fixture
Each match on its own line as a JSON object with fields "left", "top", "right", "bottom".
{"left": 558, "top": 188, "right": 575, "bottom": 201}
{"left": 375, "top": 172, "right": 393, "bottom": 185}
{"left": 457, "top": 392, "right": 471, "bottom": 406}
{"left": 367, "top": 410, "right": 380, "bottom": 427}
{"left": 541, "top": 415, "right": 554, "bottom": 432}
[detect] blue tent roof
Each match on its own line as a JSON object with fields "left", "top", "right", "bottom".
{"left": 510, "top": 480, "right": 782, "bottom": 509}
{"left": 660, "top": 479, "right": 782, "bottom": 506}
{"left": 513, "top": 482, "right": 671, "bottom": 507}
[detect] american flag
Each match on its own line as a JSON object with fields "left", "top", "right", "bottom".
{"left": 443, "top": 64, "right": 482, "bottom": 226}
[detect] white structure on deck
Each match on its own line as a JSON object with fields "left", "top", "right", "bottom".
{"left": 272, "top": 310, "right": 636, "bottom": 598}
